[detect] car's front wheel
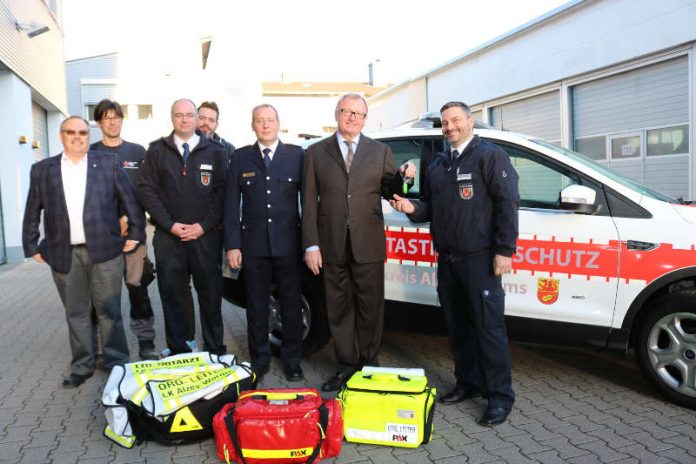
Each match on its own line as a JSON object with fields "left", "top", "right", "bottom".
{"left": 635, "top": 290, "right": 696, "bottom": 409}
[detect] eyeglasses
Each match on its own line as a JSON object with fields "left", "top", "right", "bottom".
{"left": 173, "top": 113, "right": 195, "bottom": 119}
{"left": 102, "top": 116, "right": 122, "bottom": 122}
{"left": 338, "top": 109, "right": 367, "bottom": 120}
{"left": 61, "top": 130, "right": 89, "bottom": 136}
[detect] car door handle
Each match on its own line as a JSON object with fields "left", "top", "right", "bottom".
{"left": 626, "top": 240, "right": 659, "bottom": 251}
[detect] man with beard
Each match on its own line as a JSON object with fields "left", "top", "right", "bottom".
{"left": 390, "top": 101, "right": 519, "bottom": 426}
{"left": 198, "top": 101, "right": 235, "bottom": 164}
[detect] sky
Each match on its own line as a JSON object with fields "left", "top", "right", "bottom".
{"left": 61, "top": 0, "right": 570, "bottom": 86}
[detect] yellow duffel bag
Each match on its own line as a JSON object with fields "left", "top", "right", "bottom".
{"left": 338, "top": 368, "right": 436, "bottom": 448}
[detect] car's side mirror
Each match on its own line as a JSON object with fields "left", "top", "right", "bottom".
{"left": 560, "top": 184, "right": 598, "bottom": 214}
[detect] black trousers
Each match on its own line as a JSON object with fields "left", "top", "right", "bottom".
{"left": 437, "top": 252, "right": 515, "bottom": 408}
{"left": 243, "top": 255, "right": 303, "bottom": 368}
{"left": 323, "top": 235, "right": 384, "bottom": 371}
{"left": 153, "top": 228, "right": 226, "bottom": 355}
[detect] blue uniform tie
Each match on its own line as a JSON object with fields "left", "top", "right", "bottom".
{"left": 263, "top": 147, "right": 272, "bottom": 168}
{"left": 451, "top": 149, "right": 459, "bottom": 164}
{"left": 182, "top": 142, "right": 190, "bottom": 166}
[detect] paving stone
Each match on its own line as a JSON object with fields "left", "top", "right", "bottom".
{"left": 527, "top": 449, "right": 568, "bottom": 464}
{"left": 554, "top": 425, "right": 601, "bottom": 446}
{"left": 577, "top": 440, "right": 631, "bottom": 462}
{"left": 451, "top": 442, "right": 500, "bottom": 463}
{"left": 586, "top": 428, "right": 637, "bottom": 449}
{"left": 49, "top": 451, "right": 85, "bottom": 464}
{"left": 657, "top": 449, "right": 696, "bottom": 464}
{"left": 489, "top": 446, "right": 538, "bottom": 464}
{"left": 15, "top": 444, "right": 54, "bottom": 464}
{"left": 618, "top": 443, "right": 678, "bottom": 463}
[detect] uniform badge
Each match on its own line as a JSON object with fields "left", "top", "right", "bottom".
{"left": 459, "top": 183, "right": 474, "bottom": 200}
{"left": 200, "top": 171, "right": 211, "bottom": 186}
{"left": 537, "top": 278, "right": 560, "bottom": 305}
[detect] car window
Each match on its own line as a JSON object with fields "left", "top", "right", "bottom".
{"left": 493, "top": 143, "right": 577, "bottom": 209}
{"left": 382, "top": 137, "right": 445, "bottom": 198}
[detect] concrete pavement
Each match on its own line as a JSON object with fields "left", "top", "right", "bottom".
{"left": 1, "top": 260, "right": 695, "bottom": 463}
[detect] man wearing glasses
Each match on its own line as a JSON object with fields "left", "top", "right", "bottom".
{"left": 137, "top": 99, "right": 228, "bottom": 357}
{"left": 22, "top": 116, "right": 144, "bottom": 388}
{"left": 90, "top": 99, "right": 159, "bottom": 360}
{"left": 302, "top": 93, "right": 416, "bottom": 391}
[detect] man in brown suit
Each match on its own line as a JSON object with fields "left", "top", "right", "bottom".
{"left": 302, "top": 93, "right": 416, "bottom": 391}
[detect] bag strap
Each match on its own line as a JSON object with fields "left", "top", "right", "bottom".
{"left": 223, "top": 404, "right": 248, "bottom": 464}
{"left": 222, "top": 401, "right": 329, "bottom": 464}
{"left": 304, "top": 402, "right": 329, "bottom": 464}
{"left": 421, "top": 386, "right": 436, "bottom": 444}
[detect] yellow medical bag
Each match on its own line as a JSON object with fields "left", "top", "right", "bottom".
{"left": 338, "top": 370, "right": 436, "bottom": 448}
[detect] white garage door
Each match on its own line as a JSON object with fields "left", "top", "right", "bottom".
{"left": 572, "top": 57, "right": 690, "bottom": 199}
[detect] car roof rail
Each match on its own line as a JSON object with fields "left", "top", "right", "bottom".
{"left": 416, "top": 111, "right": 493, "bottom": 129}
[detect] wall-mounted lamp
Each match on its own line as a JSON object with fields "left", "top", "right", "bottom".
{"left": 15, "top": 20, "right": 49, "bottom": 38}
{"left": 18, "top": 135, "right": 27, "bottom": 144}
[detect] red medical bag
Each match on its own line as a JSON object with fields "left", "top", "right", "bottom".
{"left": 213, "top": 388, "right": 343, "bottom": 464}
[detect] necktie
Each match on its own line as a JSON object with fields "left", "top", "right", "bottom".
{"left": 263, "top": 147, "right": 272, "bottom": 168}
{"left": 344, "top": 141, "right": 354, "bottom": 172}
{"left": 182, "top": 142, "right": 190, "bottom": 166}
{"left": 451, "top": 149, "right": 459, "bottom": 164}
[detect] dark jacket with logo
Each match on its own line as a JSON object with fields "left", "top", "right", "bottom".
{"left": 224, "top": 142, "right": 303, "bottom": 257}
{"left": 137, "top": 134, "right": 227, "bottom": 234}
{"left": 408, "top": 135, "right": 519, "bottom": 258}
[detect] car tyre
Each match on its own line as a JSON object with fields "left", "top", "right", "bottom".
{"left": 635, "top": 290, "right": 696, "bottom": 409}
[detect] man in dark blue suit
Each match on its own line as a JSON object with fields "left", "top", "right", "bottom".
{"left": 22, "top": 116, "right": 145, "bottom": 388}
{"left": 224, "top": 104, "right": 304, "bottom": 382}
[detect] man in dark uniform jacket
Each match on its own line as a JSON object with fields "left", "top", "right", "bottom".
{"left": 90, "top": 99, "right": 158, "bottom": 360}
{"left": 198, "top": 101, "right": 235, "bottom": 165}
{"left": 224, "top": 104, "right": 304, "bottom": 382}
{"left": 391, "top": 101, "right": 520, "bottom": 426}
{"left": 137, "top": 98, "right": 227, "bottom": 356}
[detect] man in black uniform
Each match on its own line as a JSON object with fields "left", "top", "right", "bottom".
{"left": 91, "top": 99, "right": 158, "bottom": 360}
{"left": 137, "top": 98, "right": 227, "bottom": 356}
{"left": 391, "top": 101, "right": 519, "bottom": 426}
{"left": 224, "top": 104, "right": 304, "bottom": 382}
{"left": 197, "top": 101, "right": 235, "bottom": 164}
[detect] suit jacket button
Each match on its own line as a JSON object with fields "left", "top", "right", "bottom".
{"left": 266, "top": 190, "right": 271, "bottom": 194}
{"left": 268, "top": 219, "right": 272, "bottom": 223}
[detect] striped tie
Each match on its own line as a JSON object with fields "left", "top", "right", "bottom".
{"left": 344, "top": 141, "right": 354, "bottom": 172}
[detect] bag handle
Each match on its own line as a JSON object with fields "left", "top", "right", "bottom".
{"left": 239, "top": 390, "right": 318, "bottom": 401}
{"left": 361, "top": 373, "right": 412, "bottom": 382}
{"left": 223, "top": 402, "right": 329, "bottom": 464}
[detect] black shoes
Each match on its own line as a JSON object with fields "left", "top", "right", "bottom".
{"left": 321, "top": 371, "right": 352, "bottom": 392}
{"left": 284, "top": 364, "right": 304, "bottom": 382}
{"left": 478, "top": 406, "right": 511, "bottom": 426}
{"left": 438, "top": 386, "right": 482, "bottom": 404}
{"left": 62, "top": 372, "right": 93, "bottom": 389}
{"left": 138, "top": 340, "right": 159, "bottom": 360}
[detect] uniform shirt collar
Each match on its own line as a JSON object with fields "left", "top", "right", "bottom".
{"left": 174, "top": 133, "right": 200, "bottom": 155}
{"left": 257, "top": 139, "right": 279, "bottom": 159}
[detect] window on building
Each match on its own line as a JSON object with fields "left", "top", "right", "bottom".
{"left": 574, "top": 136, "right": 606, "bottom": 161}
{"left": 610, "top": 134, "right": 641, "bottom": 160}
{"left": 647, "top": 125, "right": 689, "bottom": 156}
{"left": 85, "top": 105, "right": 97, "bottom": 121}
{"left": 137, "top": 105, "right": 153, "bottom": 120}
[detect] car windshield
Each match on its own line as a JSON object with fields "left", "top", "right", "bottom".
{"left": 533, "top": 139, "right": 680, "bottom": 204}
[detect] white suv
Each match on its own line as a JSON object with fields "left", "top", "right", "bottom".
{"left": 223, "top": 126, "right": 696, "bottom": 409}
